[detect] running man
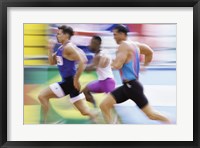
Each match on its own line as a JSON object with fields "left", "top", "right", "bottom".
{"left": 82, "top": 36, "right": 116, "bottom": 107}
{"left": 38, "top": 25, "right": 97, "bottom": 123}
{"left": 100, "top": 24, "right": 171, "bottom": 124}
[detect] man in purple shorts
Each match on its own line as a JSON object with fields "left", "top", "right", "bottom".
{"left": 82, "top": 36, "right": 116, "bottom": 107}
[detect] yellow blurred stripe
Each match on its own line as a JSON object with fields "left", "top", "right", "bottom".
{"left": 50, "top": 98, "right": 88, "bottom": 119}
{"left": 24, "top": 60, "right": 48, "bottom": 65}
{"left": 24, "top": 24, "right": 48, "bottom": 35}
{"left": 24, "top": 105, "right": 41, "bottom": 124}
{"left": 24, "top": 47, "right": 47, "bottom": 56}
{"left": 24, "top": 36, "right": 47, "bottom": 46}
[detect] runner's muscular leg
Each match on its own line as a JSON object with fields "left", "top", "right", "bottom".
{"left": 38, "top": 87, "right": 57, "bottom": 123}
{"left": 82, "top": 87, "right": 96, "bottom": 107}
{"left": 141, "top": 104, "right": 171, "bottom": 124}
{"left": 100, "top": 94, "right": 117, "bottom": 124}
{"left": 73, "top": 99, "right": 97, "bottom": 120}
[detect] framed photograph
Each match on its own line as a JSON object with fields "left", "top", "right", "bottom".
{"left": 1, "top": 0, "right": 199, "bottom": 148}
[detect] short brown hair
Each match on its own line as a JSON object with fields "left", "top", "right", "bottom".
{"left": 58, "top": 25, "right": 74, "bottom": 39}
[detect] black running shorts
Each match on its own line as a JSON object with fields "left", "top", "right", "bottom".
{"left": 58, "top": 76, "right": 80, "bottom": 98}
{"left": 111, "top": 79, "right": 148, "bottom": 109}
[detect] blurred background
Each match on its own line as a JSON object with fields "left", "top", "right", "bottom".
{"left": 24, "top": 24, "right": 176, "bottom": 124}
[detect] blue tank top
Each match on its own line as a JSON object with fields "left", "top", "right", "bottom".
{"left": 120, "top": 44, "right": 140, "bottom": 81}
{"left": 56, "top": 44, "right": 76, "bottom": 79}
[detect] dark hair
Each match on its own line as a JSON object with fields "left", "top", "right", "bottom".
{"left": 113, "top": 24, "right": 128, "bottom": 36}
{"left": 58, "top": 25, "right": 74, "bottom": 39}
{"left": 92, "top": 35, "right": 102, "bottom": 44}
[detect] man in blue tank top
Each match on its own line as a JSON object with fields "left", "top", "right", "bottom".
{"left": 100, "top": 24, "right": 171, "bottom": 124}
{"left": 38, "top": 25, "right": 97, "bottom": 123}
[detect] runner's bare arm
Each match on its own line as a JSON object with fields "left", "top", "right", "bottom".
{"left": 63, "top": 46, "right": 87, "bottom": 79}
{"left": 111, "top": 43, "right": 128, "bottom": 69}
{"left": 136, "top": 42, "right": 153, "bottom": 66}
{"left": 98, "top": 55, "right": 110, "bottom": 68}
{"left": 47, "top": 39, "right": 57, "bottom": 65}
{"left": 85, "top": 54, "right": 110, "bottom": 71}
{"left": 63, "top": 46, "right": 87, "bottom": 90}
{"left": 85, "top": 55, "right": 99, "bottom": 71}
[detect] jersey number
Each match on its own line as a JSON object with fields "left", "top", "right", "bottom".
{"left": 56, "top": 56, "right": 63, "bottom": 66}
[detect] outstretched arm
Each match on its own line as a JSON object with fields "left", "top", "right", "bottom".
{"left": 85, "top": 63, "right": 96, "bottom": 72}
{"left": 47, "top": 39, "right": 57, "bottom": 65}
{"left": 86, "top": 54, "right": 110, "bottom": 71}
{"left": 136, "top": 42, "right": 154, "bottom": 66}
{"left": 111, "top": 43, "right": 128, "bottom": 69}
{"left": 63, "top": 46, "right": 87, "bottom": 90}
{"left": 85, "top": 55, "right": 100, "bottom": 71}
